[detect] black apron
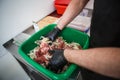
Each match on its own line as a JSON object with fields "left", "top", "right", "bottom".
{"left": 81, "top": 0, "right": 120, "bottom": 80}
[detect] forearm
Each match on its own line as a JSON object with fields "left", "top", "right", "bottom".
{"left": 57, "top": 0, "right": 89, "bottom": 30}
{"left": 64, "top": 47, "right": 120, "bottom": 79}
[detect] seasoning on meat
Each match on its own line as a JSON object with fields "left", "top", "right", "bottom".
{"left": 28, "top": 36, "right": 82, "bottom": 73}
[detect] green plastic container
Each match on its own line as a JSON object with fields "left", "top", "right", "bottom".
{"left": 18, "top": 24, "right": 89, "bottom": 80}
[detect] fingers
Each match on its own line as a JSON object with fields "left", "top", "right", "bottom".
{"left": 48, "top": 49, "right": 63, "bottom": 55}
{"left": 48, "top": 50, "right": 55, "bottom": 54}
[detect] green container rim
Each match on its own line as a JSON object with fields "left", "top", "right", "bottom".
{"left": 18, "top": 24, "right": 89, "bottom": 80}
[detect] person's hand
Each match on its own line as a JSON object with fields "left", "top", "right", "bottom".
{"left": 45, "top": 27, "right": 61, "bottom": 41}
{"left": 47, "top": 49, "right": 68, "bottom": 73}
